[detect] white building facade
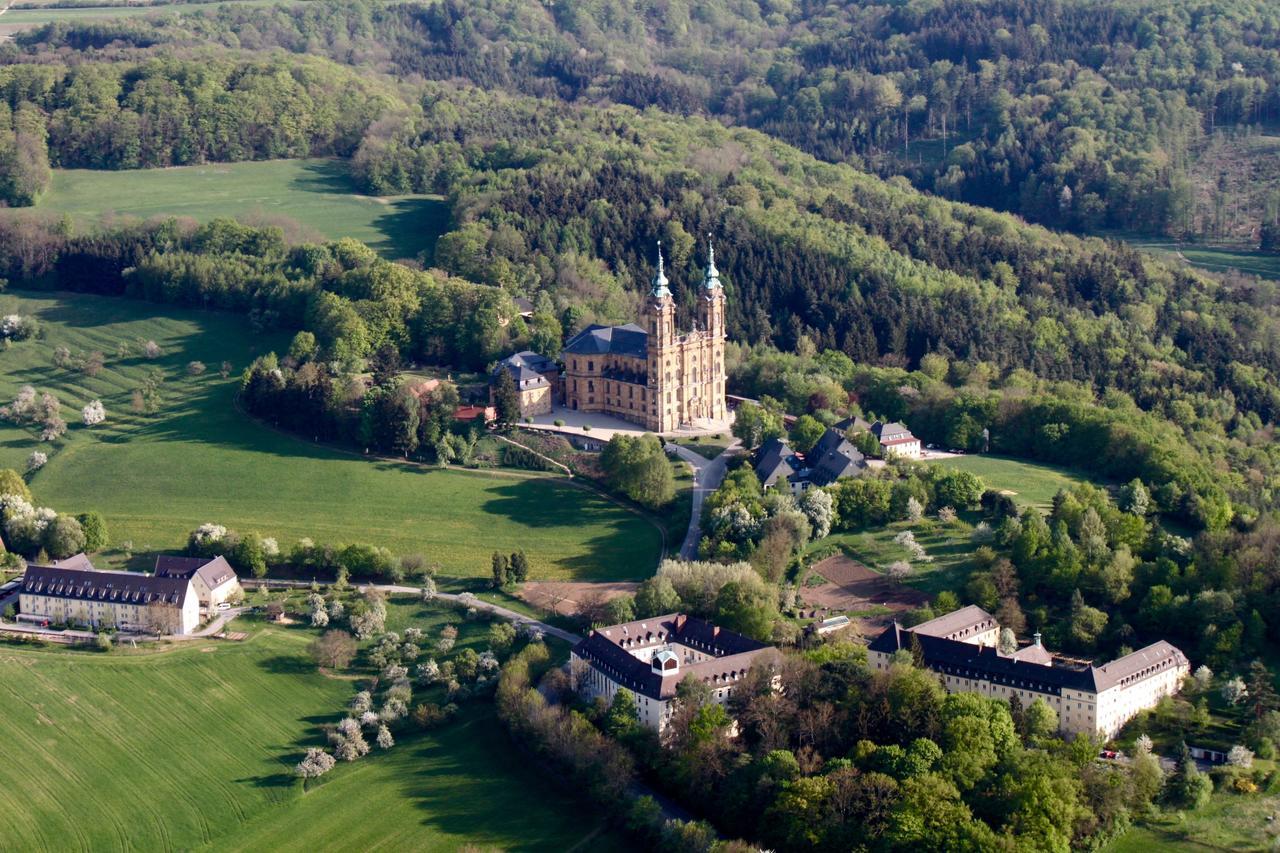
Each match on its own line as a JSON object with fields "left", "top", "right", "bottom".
{"left": 869, "top": 607, "right": 1189, "bottom": 739}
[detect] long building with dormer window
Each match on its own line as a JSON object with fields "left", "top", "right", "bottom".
{"left": 571, "top": 613, "right": 778, "bottom": 732}
{"left": 869, "top": 606, "right": 1189, "bottom": 739}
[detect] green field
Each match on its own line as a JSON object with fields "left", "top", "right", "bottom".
{"left": 0, "top": 626, "right": 623, "bottom": 851}
{"left": 30, "top": 159, "right": 448, "bottom": 261}
{"left": 1, "top": 0, "right": 274, "bottom": 23}
{"left": 1114, "top": 234, "right": 1280, "bottom": 281}
{"left": 932, "top": 453, "right": 1092, "bottom": 510}
{"left": 1104, "top": 790, "right": 1280, "bottom": 852}
{"left": 1, "top": 291, "right": 661, "bottom": 581}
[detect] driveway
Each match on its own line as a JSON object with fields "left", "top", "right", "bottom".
{"left": 666, "top": 440, "right": 741, "bottom": 560}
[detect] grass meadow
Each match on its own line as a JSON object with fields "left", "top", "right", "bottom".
{"left": 1, "top": 291, "right": 662, "bottom": 581}
{"left": 932, "top": 453, "right": 1092, "bottom": 510}
{"left": 0, "top": 611, "right": 625, "bottom": 851}
{"left": 1104, "top": 790, "right": 1280, "bottom": 852}
{"left": 30, "top": 159, "right": 448, "bottom": 261}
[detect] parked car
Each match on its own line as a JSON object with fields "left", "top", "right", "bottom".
{"left": 215, "top": 602, "right": 232, "bottom": 611}
{"left": 1099, "top": 749, "right": 1119, "bottom": 760}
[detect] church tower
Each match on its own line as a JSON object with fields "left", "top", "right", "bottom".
{"left": 699, "top": 237, "right": 727, "bottom": 424}
{"left": 699, "top": 237, "right": 725, "bottom": 337}
{"left": 647, "top": 242, "right": 677, "bottom": 431}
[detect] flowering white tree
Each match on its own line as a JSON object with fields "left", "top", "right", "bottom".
{"left": 886, "top": 560, "right": 913, "bottom": 583}
{"left": 478, "top": 651, "right": 500, "bottom": 674}
{"left": 26, "top": 451, "right": 47, "bottom": 472}
{"left": 81, "top": 400, "right": 106, "bottom": 427}
{"left": 1222, "top": 677, "right": 1249, "bottom": 706}
{"left": 1192, "top": 665, "right": 1214, "bottom": 692}
{"left": 1135, "top": 733, "right": 1153, "bottom": 755}
{"left": 349, "top": 691, "right": 373, "bottom": 714}
{"left": 420, "top": 576, "right": 437, "bottom": 601}
{"left": 262, "top": 537, "right": 280, "bottom": 559}
{"left": 310, "top": 608, "right": 329, "bottom": 628}
{"left": 1228, "top": 745, "right": 1254, "bottom": 768}
{"left": 798, "top": 488, "right": 834, "bottom": 539}
{"left": 40, "top": 416, "right": 67, "bottom": 442}
{"left": 906, "top": 496, "right": 924, "bottom": 523}
{"left": 416, "top": 659, "right": 441, "bottom": 684}
{"left": 382, "top": 664, "right": 409, "bottom": 681}
{"left": 376, "top": 725, "right": 394, "bottom": 750}
{"left": 334, "top": 733, "right": 370, "bottom": 761}
{"left": 336, "top": 717, "right": 362, "bottom": 739}
{"left": 295, "top": 748, "right": 336, "bottom": 779}
{"left": 893, "top": 530, "right": 932, "bottom": 562}
{"left": 971, "top": 522, "right": 995, "bottom": 544}
{"left": 143, "top": 340, "right": 162, "bottom": 359}
{"left": 192, "top": 523, "right": 227, "bottom": 546}
{"left": 938, "top": 506, "right": 958, "bottom": 523}
{"left": 360, "top": 710, "right": 381, "bottom": 728}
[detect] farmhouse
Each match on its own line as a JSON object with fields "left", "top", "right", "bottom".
{"left": 571, "top": 613, "right": 778, "bottom": 732}
{"left": 755, "top": 427, "right": 866, "bottom": 494}
{"left": 870, "top": 421, "right": 922, "bottom": 459}
{"left": 560, "top": 240, "right": 728, "bottom": 432}
{"left": 153, "top": 555, "right": 242, "bottom": 610}
{"left": 868, "top": 606, "right": 1189, "bottom": 739}
{"left": 19, "top": 557, "right": 202, "bottom": 635}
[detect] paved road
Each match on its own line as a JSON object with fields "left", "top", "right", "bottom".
{"left": 244, "top": 578, "right": 581, "bottom": 644}
{"left": 667, "top": 441, "right": 741, "bottom": 560}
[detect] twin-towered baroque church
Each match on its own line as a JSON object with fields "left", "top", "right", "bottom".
{"left": 560, "top": 241, "right": 728, "bottom": 432}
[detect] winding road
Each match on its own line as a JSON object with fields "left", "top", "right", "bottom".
{"left": 666, "top": 440, "right": 742, "bottom": 560}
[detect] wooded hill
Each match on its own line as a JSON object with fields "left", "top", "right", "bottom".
{"left": 13, "top": 0, "right": 1280, "bottom": 239}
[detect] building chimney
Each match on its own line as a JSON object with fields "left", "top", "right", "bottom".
{"left": 1033, "top": 632, "right": 1042, "bottom": 647}
{"left": 712, "top": 626, "right": 720, "bottom": 639}
{"left": 674, "top": 614, "right": 687, "bottom": 631}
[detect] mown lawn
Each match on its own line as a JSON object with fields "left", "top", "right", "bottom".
{"left": 3, "top": 292, "right": 661, "bottom": 581}
{"left": 932, "top": 454, "right": 1092, "bottom": 510}
{"left": 30, "top": 159, "right": 448, "bottom": 260}
{"left": 0, "top": 629, "right": 624, "bottom": 851}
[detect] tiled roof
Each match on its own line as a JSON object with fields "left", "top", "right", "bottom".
{"left": 154, "top": 555, "right": 237, "bottom": 591}
{"left": 870, "top": 622, "right": 1188, "bottom": 696}
{"left": 754, "top": 437, "right": 795, "bottom": 487}
{"left": 23, "top": 563, "right": 192, "bottom": 607}
{"left": 872, "top": 421, "right": 915, "bottom": 443}
{"left": 573, "top": 614, "right": 777, "bottom": 700}
{"left": 1092, "top": 641, "right": 1189, "bottom": 692}
{"left": 494, "top": 351, "right": 557, "bottom": 390}
{"left": 562, "top": 324, "right": 648, "bottom": 358}
{"left": 807, "top": 428, "right": 865, "bottom": 486}
{"left": 911, "top": 605, "right": 996, "bottom": 639}
{"left": 870, "top": 625, "right": 1098, "bottom": 694}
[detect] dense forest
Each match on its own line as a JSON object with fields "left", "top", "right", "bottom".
{"left": 11, "top": 0, "right": 1280, "bottom": 238}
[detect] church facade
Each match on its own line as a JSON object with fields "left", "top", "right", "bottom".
{"left": 561, "top": 241, "right": 728, "bottom": 433}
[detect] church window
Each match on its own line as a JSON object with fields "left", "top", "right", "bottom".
{"left": 587, "top": 360, "right": 594, "bottom": 372}
{"left": 587, "top": 380, "right": 594, "bottom": 392}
